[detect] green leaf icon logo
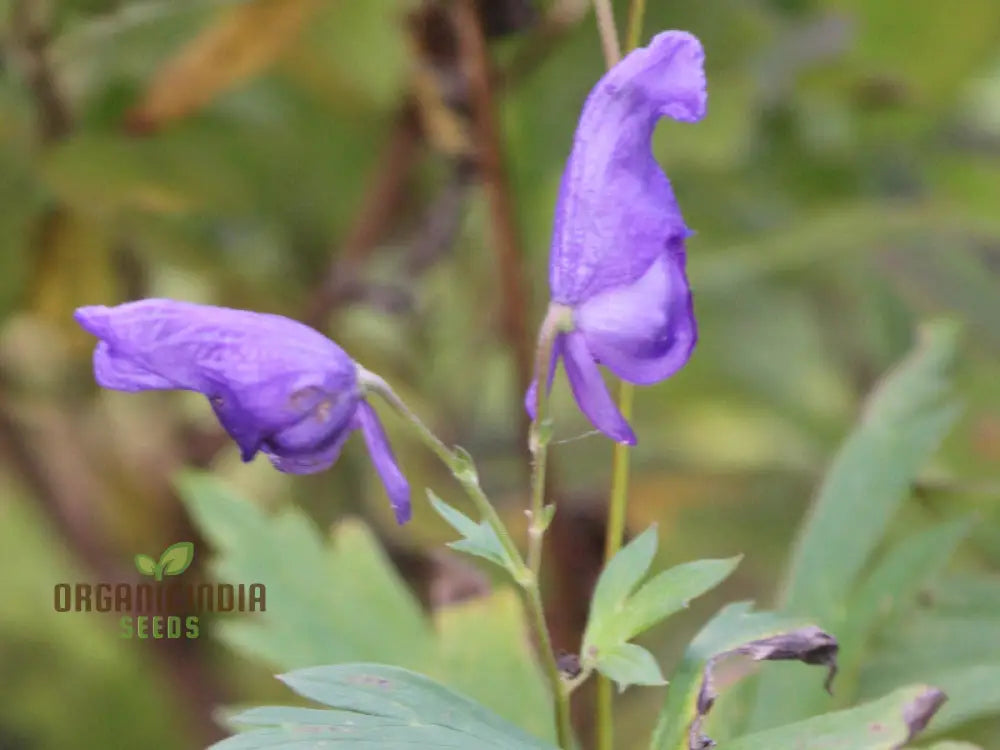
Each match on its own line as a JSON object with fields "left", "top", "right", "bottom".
{"left": 158, "top": 542, "right": 195, "bottom": 578}
{"left": 134, "top": 553, "right": 157, "bottom": 577}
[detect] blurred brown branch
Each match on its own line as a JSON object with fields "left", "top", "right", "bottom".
{"left": 501, "top": 0, "right": 590, "bottom": 85}
{"left": 125, "top": 0, "right": 319, "bottom": 134}
{"left": 9, "top": 0, "right": 72, "bottom": 143}
{"left": 455, "top": 0, "right": 534, "bottom": 398}
{"left": 303, "top": 104, "right": 424, "bottom": 327}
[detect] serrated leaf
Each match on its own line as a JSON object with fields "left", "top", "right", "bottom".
{"left": 726, "top": 685, "right": 946, "bottom": 750}
{"left": 210, "top": 664, "right": 557, "bottom": 750}
{"left": 158, "top": 541, "right": 194, "bottom": 576}
{"left": 430, "top": 590, "right": 555, "bottom": 741}
{"left": 176, "top": 470, "right": 433, "bottom": 668}
{"left": 602, "top": 556, "right": 742, "bottom": 647}
{"left": 594, "top": 643, "right": 667, "bottom": 693}
{"left": 134, "top": 553, "right": 157, "bottom": 577}
{"left": 427, "top": 490, "right": 513, "bottom": 571}
{"left": 178, "top": 471, "right": 552, "bottom": 742}
{"left": 586, "top": 526, "right": 658, "bottom": 644}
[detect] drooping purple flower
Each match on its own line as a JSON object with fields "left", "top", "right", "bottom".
{"left": 527, "top": 31, "right": 706, "bottom": 444}
{"left": 74, "top": 299, "right": 411, "bottom": 524}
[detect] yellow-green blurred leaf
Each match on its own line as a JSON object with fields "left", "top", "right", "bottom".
{"left": 126, "top": 0, "right": 319, "bottom": 132}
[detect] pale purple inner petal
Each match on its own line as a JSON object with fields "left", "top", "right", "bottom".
{"left": 264, "top": 427, "right": 354, "bottom": 475}
{"left": 576, "top": 254, "right": 696, "bottom": 385}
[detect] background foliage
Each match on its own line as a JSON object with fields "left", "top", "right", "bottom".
{"left": 0, "top": 0, "right": 998, "bottom": 748}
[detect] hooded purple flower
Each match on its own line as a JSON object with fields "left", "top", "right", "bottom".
{"left": 74, "top": 299, "right": 411, "bottom": 524}
{"left": 526, "top": 31, "right": 706, "bottom": 445}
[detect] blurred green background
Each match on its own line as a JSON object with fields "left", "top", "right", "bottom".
{"left": 1, "top": 0, "right": 999, "bottom": 748}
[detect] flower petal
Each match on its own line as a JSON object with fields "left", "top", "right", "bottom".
{"left": 575, "top": 253, "right": 696, "bottom": 385}
{"left": 549, "top": 30, "right": 706, "bottom": 304}
{"left": 75, "top": 299, "right": 361, "bottom": 462}
{"left": 561, "top": 331, "right": 636, "bottom": 444}
{"left": 92, "top": 341, "right": 176, "bottom": 391}
{"left": 355, "top": 401, "right": 411, "bottom": 524}
{"left": 263, "top": 425, "right": 353, "bottom": 475}
{"left": 524, "top": 333, "right": 564, "bottom": 419}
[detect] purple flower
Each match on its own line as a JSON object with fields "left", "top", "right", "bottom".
{"left": 74, "top": 299, "right": 411, "bottom": 524}
{"left": 527, "top": 31, "right": 706, "bottom": 444}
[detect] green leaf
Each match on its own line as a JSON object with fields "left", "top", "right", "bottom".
{"left": 607, "top": 556, "right": 742, "bottom": 645}
{"left": 920, "top": 573, "right": 1000, "bottom": 616}
{"left": 919, "top": 664, "right": 1000, "bottom": 738}
{"left": 726, "top": 685, "right": 946, "bottom": 750}
{"left": 749, "top": 320, "right": 961, "bottom": 730}
{"left": 851, "top": 519, "right": 970, "bottom": 636}
{"left": 177, "top": 471, "right": 553, "bottom": 742}
{"left": 212, "top": 664, "right": 557, "bottom": 750}
{"left": 582, "top": 531, "right": 739, "bottom": 679}
{"left": 859, "top": 615, "right": 1000, "bottom": 698}
{"left": 786, "top": 320, "right": 959, "bottom": 610}
{"left": 429, "top": 590, "right": 555, "bottom": 742}
{"left": 585, "top": 526, "right": 658, "bottom": 644}
{"left": 176, "top": 470, "right": 433, "bottom": 668}
{"left": 158, "top": 541, "right": 194, "bottom": 577}
{"left": 595, "top": 643, "right": 667, "bottom": 693}
{"left": 651, "top": 602, "right": 816, "bottom": 750}
{"left": 133, "top": 553, "right": 157, "bottom": 577}
{"left": 836, "top": 519, "right": 971, "bottom": 696}
{"left": 427, "top": 490, "right": 514, "bottom": 572}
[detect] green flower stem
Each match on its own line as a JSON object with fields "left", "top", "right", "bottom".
{"left": 525, "top": 581, "right": 574, "bottom": 748}
{"left": 604, "top": 384, "right": 636, "bottom": 564}
{"left": 527, "top": 303, "right": 573, "bottom": 576}
{"left": 359, "top": 369, "right": 522, "bottom": 570}
{"left": 597, "top": 381, "right": 635, "bottom": 750}
{"left": 625, "top": 0, "right": 648, "bottom": 51}
{"left": 588, "top": 1, "right": 646, "bottom": 748}
{"left": 360, "top": 369, "right": 574, "bottom": 750}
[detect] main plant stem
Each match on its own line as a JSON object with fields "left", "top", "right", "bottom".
{"left": 625, "top": 0, "right": 648, "bottom": 52}
{"left": 596, "top": 380, "right": 635, "bottom": 750}
{"left": 590, "top": 1, "right": 646, "bottom": 748}
{"left": 361, "top": 370, "right": 573, "bottom": 749}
